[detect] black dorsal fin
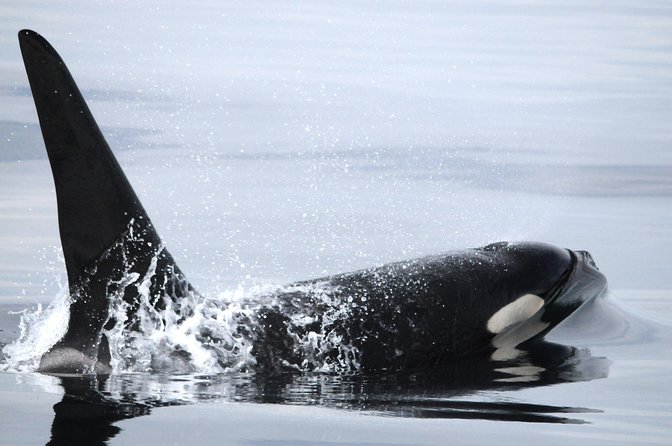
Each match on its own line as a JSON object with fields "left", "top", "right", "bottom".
{"left": 19, "top": 30, "right": 195, "bottom": 373}
{"left": 19, "top": 29, "right": 151, "bottom": 286}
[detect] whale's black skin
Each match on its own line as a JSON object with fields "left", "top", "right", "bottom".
{"left": 253, "top": 244, "right": 604, "bottom": 372}
{"left": 17, "top": 29, "right": 608, "bottom": 375}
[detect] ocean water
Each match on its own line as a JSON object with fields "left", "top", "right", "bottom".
{"left": 1, "top": 1, "right": 671, "bottom": 445}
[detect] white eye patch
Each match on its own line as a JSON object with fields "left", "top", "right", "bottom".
{"left": 486, "top": 294, "right": 545, "bottom": 334}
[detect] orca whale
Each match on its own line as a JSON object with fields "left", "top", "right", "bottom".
{"left": 17, "top": 29, "right": 608, "bottom": 375}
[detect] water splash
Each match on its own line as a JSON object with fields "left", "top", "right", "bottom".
{"left": 1, "top": 288, "right": 70, "bottom": 372}
{"left": 103, "top": 279, "right": 361, "bottom": 374}
{"left": 0, "top": 207, "right": 365, "bottom": 375}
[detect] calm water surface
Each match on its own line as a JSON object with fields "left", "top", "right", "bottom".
{"left": 1, "top": 1, "right": 671, "bottom": 445}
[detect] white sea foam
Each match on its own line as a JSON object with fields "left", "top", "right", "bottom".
{"left": 0, "top": 288, "right": 70, "bottom": 372}
{"left": 73, "top": 244, "right": 361, "bottom": 375}
{"left": 0, "top": 241, "right": 362, "bottom": 374}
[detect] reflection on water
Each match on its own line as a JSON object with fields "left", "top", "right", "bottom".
{"left": 41, "top": 339, "right": 608, "bottom": 445}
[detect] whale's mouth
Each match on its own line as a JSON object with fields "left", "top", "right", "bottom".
{"left": 538, "top": 248, "right": 607, "bottom": 312}
{"left": 558, "top": 250, "right": 607, "bottom": 303}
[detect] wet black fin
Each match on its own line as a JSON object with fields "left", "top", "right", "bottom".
{"left": 18, "top": 29, "right": 150, "bottom": 285}
{"left": 19, "top": 29, "right": 195, "bottom": 373}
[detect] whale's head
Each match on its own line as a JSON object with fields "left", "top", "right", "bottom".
{"left": 481, "top": 242, "right": 607, "bottom": 357}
